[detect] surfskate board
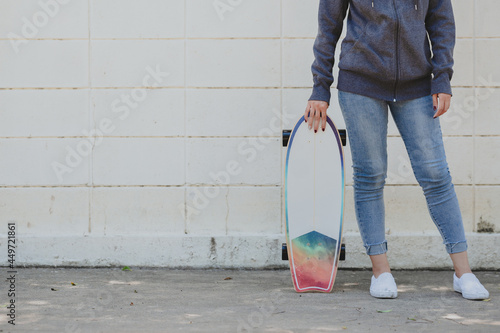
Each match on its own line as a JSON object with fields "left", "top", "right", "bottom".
{"left": 282, "top": 115, "right": 346, "bottom": 293}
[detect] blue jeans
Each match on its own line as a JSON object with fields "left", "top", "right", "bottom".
{"left": 338, "top": 90, "right": 467, "bottom": 256}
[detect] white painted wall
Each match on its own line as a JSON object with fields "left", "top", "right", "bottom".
{"left": 0, "top": 0, "right": 498, "bottom": 269}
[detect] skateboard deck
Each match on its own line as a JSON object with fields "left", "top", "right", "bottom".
{"left": 283, "top": 115, "right": 345, "bottom": 293}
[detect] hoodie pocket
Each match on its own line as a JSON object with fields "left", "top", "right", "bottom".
{"left": 338, "top": 24, "right": 368, "bottom": 61}
{"left": 338, "top": 20, "right": 396, "bottom": 81}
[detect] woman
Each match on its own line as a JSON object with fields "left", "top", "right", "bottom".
{"left": 305, "top": 0, "right": 489, "bottom": 300}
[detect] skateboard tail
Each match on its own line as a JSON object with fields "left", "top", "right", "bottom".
{"left": 290, "top": 231, "right": 338, "bottom": 292}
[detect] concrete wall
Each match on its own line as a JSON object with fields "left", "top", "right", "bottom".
{"left": 0, "top": 0, "right": 498, "bottom": 269}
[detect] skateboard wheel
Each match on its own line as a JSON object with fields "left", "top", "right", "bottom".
{"left": 283, "top": 130, "right": 292, "bottom": 147}
{"left": 340, "top": 243, "right": 346, "bottom": 261}
{"left": 282, "top": 243, "right": 288, "bottom": 261}
{"left": 339, "top": 129, "right": 347, "bottom": 147}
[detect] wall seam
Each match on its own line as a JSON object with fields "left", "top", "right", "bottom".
{"left": 471, "top": 0, "right": 477, "bottom": 232}
{"left": 88, "top": 0, "right": 93, "bottom": 234}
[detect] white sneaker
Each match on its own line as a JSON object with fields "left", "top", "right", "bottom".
{"left": 370, "top": 272, "right": 398, "bottom": 299}
{"left": 453, "top": 273, "right": 489, "bottom": 300}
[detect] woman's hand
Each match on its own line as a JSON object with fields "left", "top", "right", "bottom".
{"left": 432, "top": 93, "right": 451, "bottom": 118}
{"left": 304, "top": 100, "right": 329, "bottom": 132}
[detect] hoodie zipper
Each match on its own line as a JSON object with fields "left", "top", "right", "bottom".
{"left": 392, "top": 0, "right": 400, "bottom": 102}
{"left": 372, "top": 0, "right": 417, "bottom": 101}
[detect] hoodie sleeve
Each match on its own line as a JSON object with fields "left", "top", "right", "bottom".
{"left": 426, "top": 0, "right": 456, "bottom": 96}
{"left": 309, "top": 0, "right": 349, "bottom": 104}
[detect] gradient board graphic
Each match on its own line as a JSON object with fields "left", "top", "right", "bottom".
{"left": 285, "top": 115, "right": 344, "bottom": 292}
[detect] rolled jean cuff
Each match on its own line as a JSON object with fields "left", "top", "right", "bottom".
{"left": 365, "top": 241, "right": 388, "bottom": 256}
{"left": 445, "top": 240, "right": 468, "bottom": 254}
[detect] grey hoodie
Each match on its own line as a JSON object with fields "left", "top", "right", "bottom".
{"left": 309, "top": 0, "right": 455, "bottom": 103}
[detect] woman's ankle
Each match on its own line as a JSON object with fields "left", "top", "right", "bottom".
{"left": 372, "top": 268, "right": 391, "bottom": 278}
{"left": 454, "top": 268, "right": 472, "bottom": 278}
{"left": 449, "top": 251, "right": 472, "bottom": 278}
{"left": 369, "top": 253, "right": 391, "bottom": 278}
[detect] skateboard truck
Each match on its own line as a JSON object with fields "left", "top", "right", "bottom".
{"left": 283, "top": 129, "right": 347, "bottom": 147}
{"left": 282, "top": 243, "right": 346, "bottom": 261}
{"left": 283, "top": 130, "right": 292, "bottom": 147}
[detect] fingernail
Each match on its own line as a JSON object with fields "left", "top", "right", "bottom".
{"left": 314, "top": 130, "right": 317, "bottom": 133}
{"left": 305, "top": 119, "right": 307, "bottom": 123}
{"left": 322, "top": 128, "right": 325, "bottom": 132}
{"left": 433, "top": 106, "right": 437, "bottom": 111}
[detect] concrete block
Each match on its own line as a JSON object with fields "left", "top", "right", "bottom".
{"left": 439, "top": 87, "right": 475, "bottom": 136}
{"left": 283, "top": 0, "right": 320, "bottom": 38}
{"left": 186, "top": 89, "right": 281, "bottom": 137}
{"left": 443, "top": 137, "right": 474, "bottom": 185}
{"left": 91, "top": 88, "right": 184, "bottom": 137}
{"left": 474, "top": 88, "right": 500, "bottom": 136}
{"left": 0, "top": 187, "right": 89, "bottom": 236}
{"left": 283, "top": 39, "right": 315, "bottom": 88}
{"left": 186, "top": 138, "right": 281, "bottom": 185}
{"left": 0, "top": 0, "right": 88, "bottom": 39}
{"left": 186, "top": 0, "right": 280, "bottom": 38}
{"left": 0, "top": 40, "right": 88, "bottom": 88}
{"left": 0, "top": 138, "right": 90, "bottom": 186}
{"left": 92, "top": 138, "right": 185, "bottom": 186}
{"left": 91, "top": 40, "right": 183, "bottom": 87}
{"left": 384, "top": 185, "right": 474, "bottom": 233}
{"left": 451, "top": 0, "right": 474, "bottom": 38}
{"left": 475, "top": 186, "right": 500, "bottom": 234}
{"left": 186, "top": 187, "right": 228, "bottom": 235}
{"left": 475, "top": 137, "right": 500, "bottom": 184}
{"left": 282, "top": 88, "right": 310, "bottom": 128}
{"left": 226, "top": 186, "right": 281, "bottom": 234}
{"left": 475, "top": 39, "right": 500, "bottom": 87}
{"left": 386, "top": 185, "right": 438, "bottom": 233}
{"left": 452, "top": 39, "right": 474, "bottom": 87}
{"left": 91, "top": 187, "right": 185, "bottom": 236}
{"left": 456, "top": 185, "right": 475, "bottom": 232}
{"left": 475, "top": 0, "right": 500, "bottom": 38}
{"left": 342, "top": 185, "right": 474, "bottom": 234}
{"left": 343, "top": 185, "right": 357, "bottom": 233}
{"left": 186, "top": 39, "right": 280, "bottom": 87}
{"left": 187, "top": 186, "right": 281, "bottom": 235}
{"left": 0, "top": 89, "right": 90, "bottom": 137}
{"left": 91, "top": 0, "right": 184, "bottom": 38}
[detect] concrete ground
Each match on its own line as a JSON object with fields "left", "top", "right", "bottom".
{"left": 1, "top": 268, "right": 499, "bottom": 333}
